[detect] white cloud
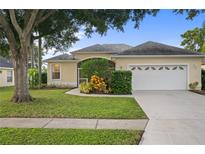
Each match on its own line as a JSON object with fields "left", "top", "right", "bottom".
{"left": 75, "top": 30, "right": 85, "bottom": 39}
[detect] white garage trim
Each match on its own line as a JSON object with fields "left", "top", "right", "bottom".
{"left": 127, "top": 63, "right": 190, "bottom": 90}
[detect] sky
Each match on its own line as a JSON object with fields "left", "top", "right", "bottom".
{"left": 43, "top": 10, "right": 205, "bottom": 59}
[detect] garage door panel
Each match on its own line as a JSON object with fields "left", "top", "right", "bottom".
{"left": 130, "top": 65, "right": 187, "bottom": 90}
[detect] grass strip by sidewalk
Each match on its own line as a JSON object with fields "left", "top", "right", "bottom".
{"left": 0, "top": 128, "right": 143, "bottom": 145}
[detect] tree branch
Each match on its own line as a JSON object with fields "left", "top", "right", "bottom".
{"left": 9, "top": 10, "right": 23, "bottom": 35}
{"left": 0, "top": 14, "right": 9, "bottom": 30}
{"left": 34, "top": 10, "right": 56, "bottom": 26}
{"left": 32, "top": 28, "right": 56, "bottom": 40}
{"left": 23, "top": 10, "right": 32, "bottom": 27}
{"left": 0, "top": 14, "right": 18, "bottom": 57}
{"left": 24, "top": 10, "right": 39, "bottom": 36}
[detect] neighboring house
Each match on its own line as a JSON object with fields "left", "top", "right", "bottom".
{"left": 202, "top": 58, "right": 205, "bottom": 70}
{"left": 0, "top": 56, "right": 14, "bottom": 87}
{"left": 45, "top": 41, "right": 205, "bottom": 90}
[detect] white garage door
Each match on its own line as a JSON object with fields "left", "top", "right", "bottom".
{"left": 129, "top": 65, "right": 187, "bottom": 90}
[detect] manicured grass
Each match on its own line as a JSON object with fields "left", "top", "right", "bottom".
{"left": 0, "top": 128, "right": 143, "bottom": 145}
{"left": 0, "top": 87, "right": 147, "bottom": 119}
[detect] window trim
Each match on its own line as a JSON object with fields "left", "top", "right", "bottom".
{"left": 7, "top": 70, "right": 13, "bottom": 83}
{"left": 50, "top": 63, "right": 61, "bottom": 81}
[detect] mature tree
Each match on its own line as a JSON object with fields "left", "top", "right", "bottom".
{"left": 174, "top": 9, "right": 205, "bottom": 20}
{"left": 0, "top": 9, "right": 159, "bottom": 103}
{"left": 180, "top": 23, "right": 205, "bottom": 52}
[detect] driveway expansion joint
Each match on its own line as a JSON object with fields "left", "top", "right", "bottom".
{"left": 95, "top": 119, "right": 99, "bottom": 129}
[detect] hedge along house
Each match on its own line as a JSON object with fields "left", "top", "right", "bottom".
{"left": 45, "top": 41, "right": 205, "bottom": 90}
{"left": 0, "top": 56, "right": 14, "bottom": 87}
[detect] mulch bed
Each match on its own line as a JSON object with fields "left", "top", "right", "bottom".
{"left": 190, "top": 90, "right": 205, "bottom": 96}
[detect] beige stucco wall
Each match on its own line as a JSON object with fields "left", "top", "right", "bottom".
{"left": 0, "top": 68, "right": 14, "bottom": 87}
{"left": 202, "top": 64, "right": 205, "bottom": 70}
{"left": 47, "top": 62, "right": 78, "bottom": 87}
{"left": 113, "top": 57, "right": 202, "bottom": 89}
{"left": 72, "top": 52, "right": 112, "bottom": 60}
{"left": 47, "top": 52, "right": 112, "bottom": 87}
{"left": 47, "top": 52, "right": 203, "bottom": 90}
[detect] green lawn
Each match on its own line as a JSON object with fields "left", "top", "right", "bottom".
{"left": 0, "top": 87, "right": 147, "bottom": 119}
{"left": 0, "top": 128, "right": 143, "bottom": 145}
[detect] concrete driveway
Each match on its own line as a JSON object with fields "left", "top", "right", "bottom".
{"left": 133, "top": 90, "right": 205, "bottom": 145}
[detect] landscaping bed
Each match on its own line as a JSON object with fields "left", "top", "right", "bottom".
{"left": 190, "top": 90, "right": 205, "bottom": 96}
{"left": 79, "top": 58, "right": 132, "bottom": 95}
{"left": 0, "top": 128, "right": 143, "bottom": 145}
{"left": 80, "top": 71, "right": 132, "bottom": 95}
{"left": 0, "top": 87, "right": 147, "bottom": 119}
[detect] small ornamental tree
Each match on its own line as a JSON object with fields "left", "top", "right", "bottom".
{"left": 28, "top": 68, "right": 39, "bottom": 89}
{"left": 80, "top": 58, "right": 115, "bottom": 83}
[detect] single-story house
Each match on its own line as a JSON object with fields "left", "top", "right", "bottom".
{"left": 0, "top": 56, "right": 14, "bottom": 87}
{"left": 45, "top": 41, "right": 205, "bottom": 90}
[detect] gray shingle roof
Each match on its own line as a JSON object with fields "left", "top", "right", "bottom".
{"left": 73, "top": 44, "right": 132, "bottom": 53}
{"left": 119, "top": 41, "right": 204, "bottom": 56}
{"left": 0, "top": 56, "right": 13, "bottom": 68}
{"left": 44, "top": 54, "right": 76, "bottom": 62}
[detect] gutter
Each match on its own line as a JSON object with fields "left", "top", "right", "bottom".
{"left": 111, "top": 55, "right": 205, "bottom": 58}
{"left": 72, "top": 51, "right": 117, "bottom": 54}
{"left": 43, "top": 60, "right": 79, "bottom": 63}
{"left": 0, "top": 67, "right": 13, "bottom": 69}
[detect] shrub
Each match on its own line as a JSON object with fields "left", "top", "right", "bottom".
{"left": 80, "top": 58, "right": 115, "bottom": 84}
{"left": 28, "top": 69, "right": 48, "bottom": 88}
{"left": 41, "top": 72, "right": 47, "bottom": 84}
{"left": 80, "top": 82, "right": 93, "bottom": 94}
{"left": 110, "top": 70, "right": 132, "bottom": 94}
{"left": 90, "top": 75, "right": 108, "bottom": 93}
{"left": 189, "top": 81, "right": 199, "bottom": 90}
{"left": 202, "top": 69, "right": 205, "bottom": 90}
{"left": 28, "top": 68, "right": 39, "bottom": 88}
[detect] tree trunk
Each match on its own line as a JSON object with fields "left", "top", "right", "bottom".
{"left": 11, "top": 48, "right": 32, "bottom": 103}
{"left": 31, "top": 44, "right": 34, "bottom": 68}
{"left": 38, "top": 37, "right": 42, "bottom": 88}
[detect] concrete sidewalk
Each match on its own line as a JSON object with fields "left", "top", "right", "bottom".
{"left": 0, "top": 118, "right": 148, "bottom": 130}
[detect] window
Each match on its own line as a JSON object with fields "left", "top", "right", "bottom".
{"left": 51, "top": 64, "right": 60, "bottom": 80}
{"left": 7, "top": 70, "right": 13, "bottom": 82}
{"left": 131, "top": 67, "right": 136, "bottom": 70}
{"left": 137, "top": 67, "right": 142, "bottom": 70}
{"left": 145, "top": 67, "right": 150, "bottom": 70}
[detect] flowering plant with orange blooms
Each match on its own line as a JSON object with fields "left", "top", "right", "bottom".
{"left": 90, "top": 75, "right": 108, "bottom": 93}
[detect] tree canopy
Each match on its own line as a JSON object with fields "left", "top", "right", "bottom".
{"left": 0, "top": 10, "right": 159, "bottom": 56}
{"left": 181, "top": 23, "right": 205, "bottom": 53}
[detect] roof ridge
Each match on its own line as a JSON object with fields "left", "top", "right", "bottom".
{"left": 72, "top": 43, "right": 132, "bottom": 53}
{"left": 119, "top": 41, "right": 204, "bottom": 56}
{"left": 142, "top": 41, "right": 194, "bottom": 52}
{"left": 44, "top": 53, "right": 75, "bottom": 61}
